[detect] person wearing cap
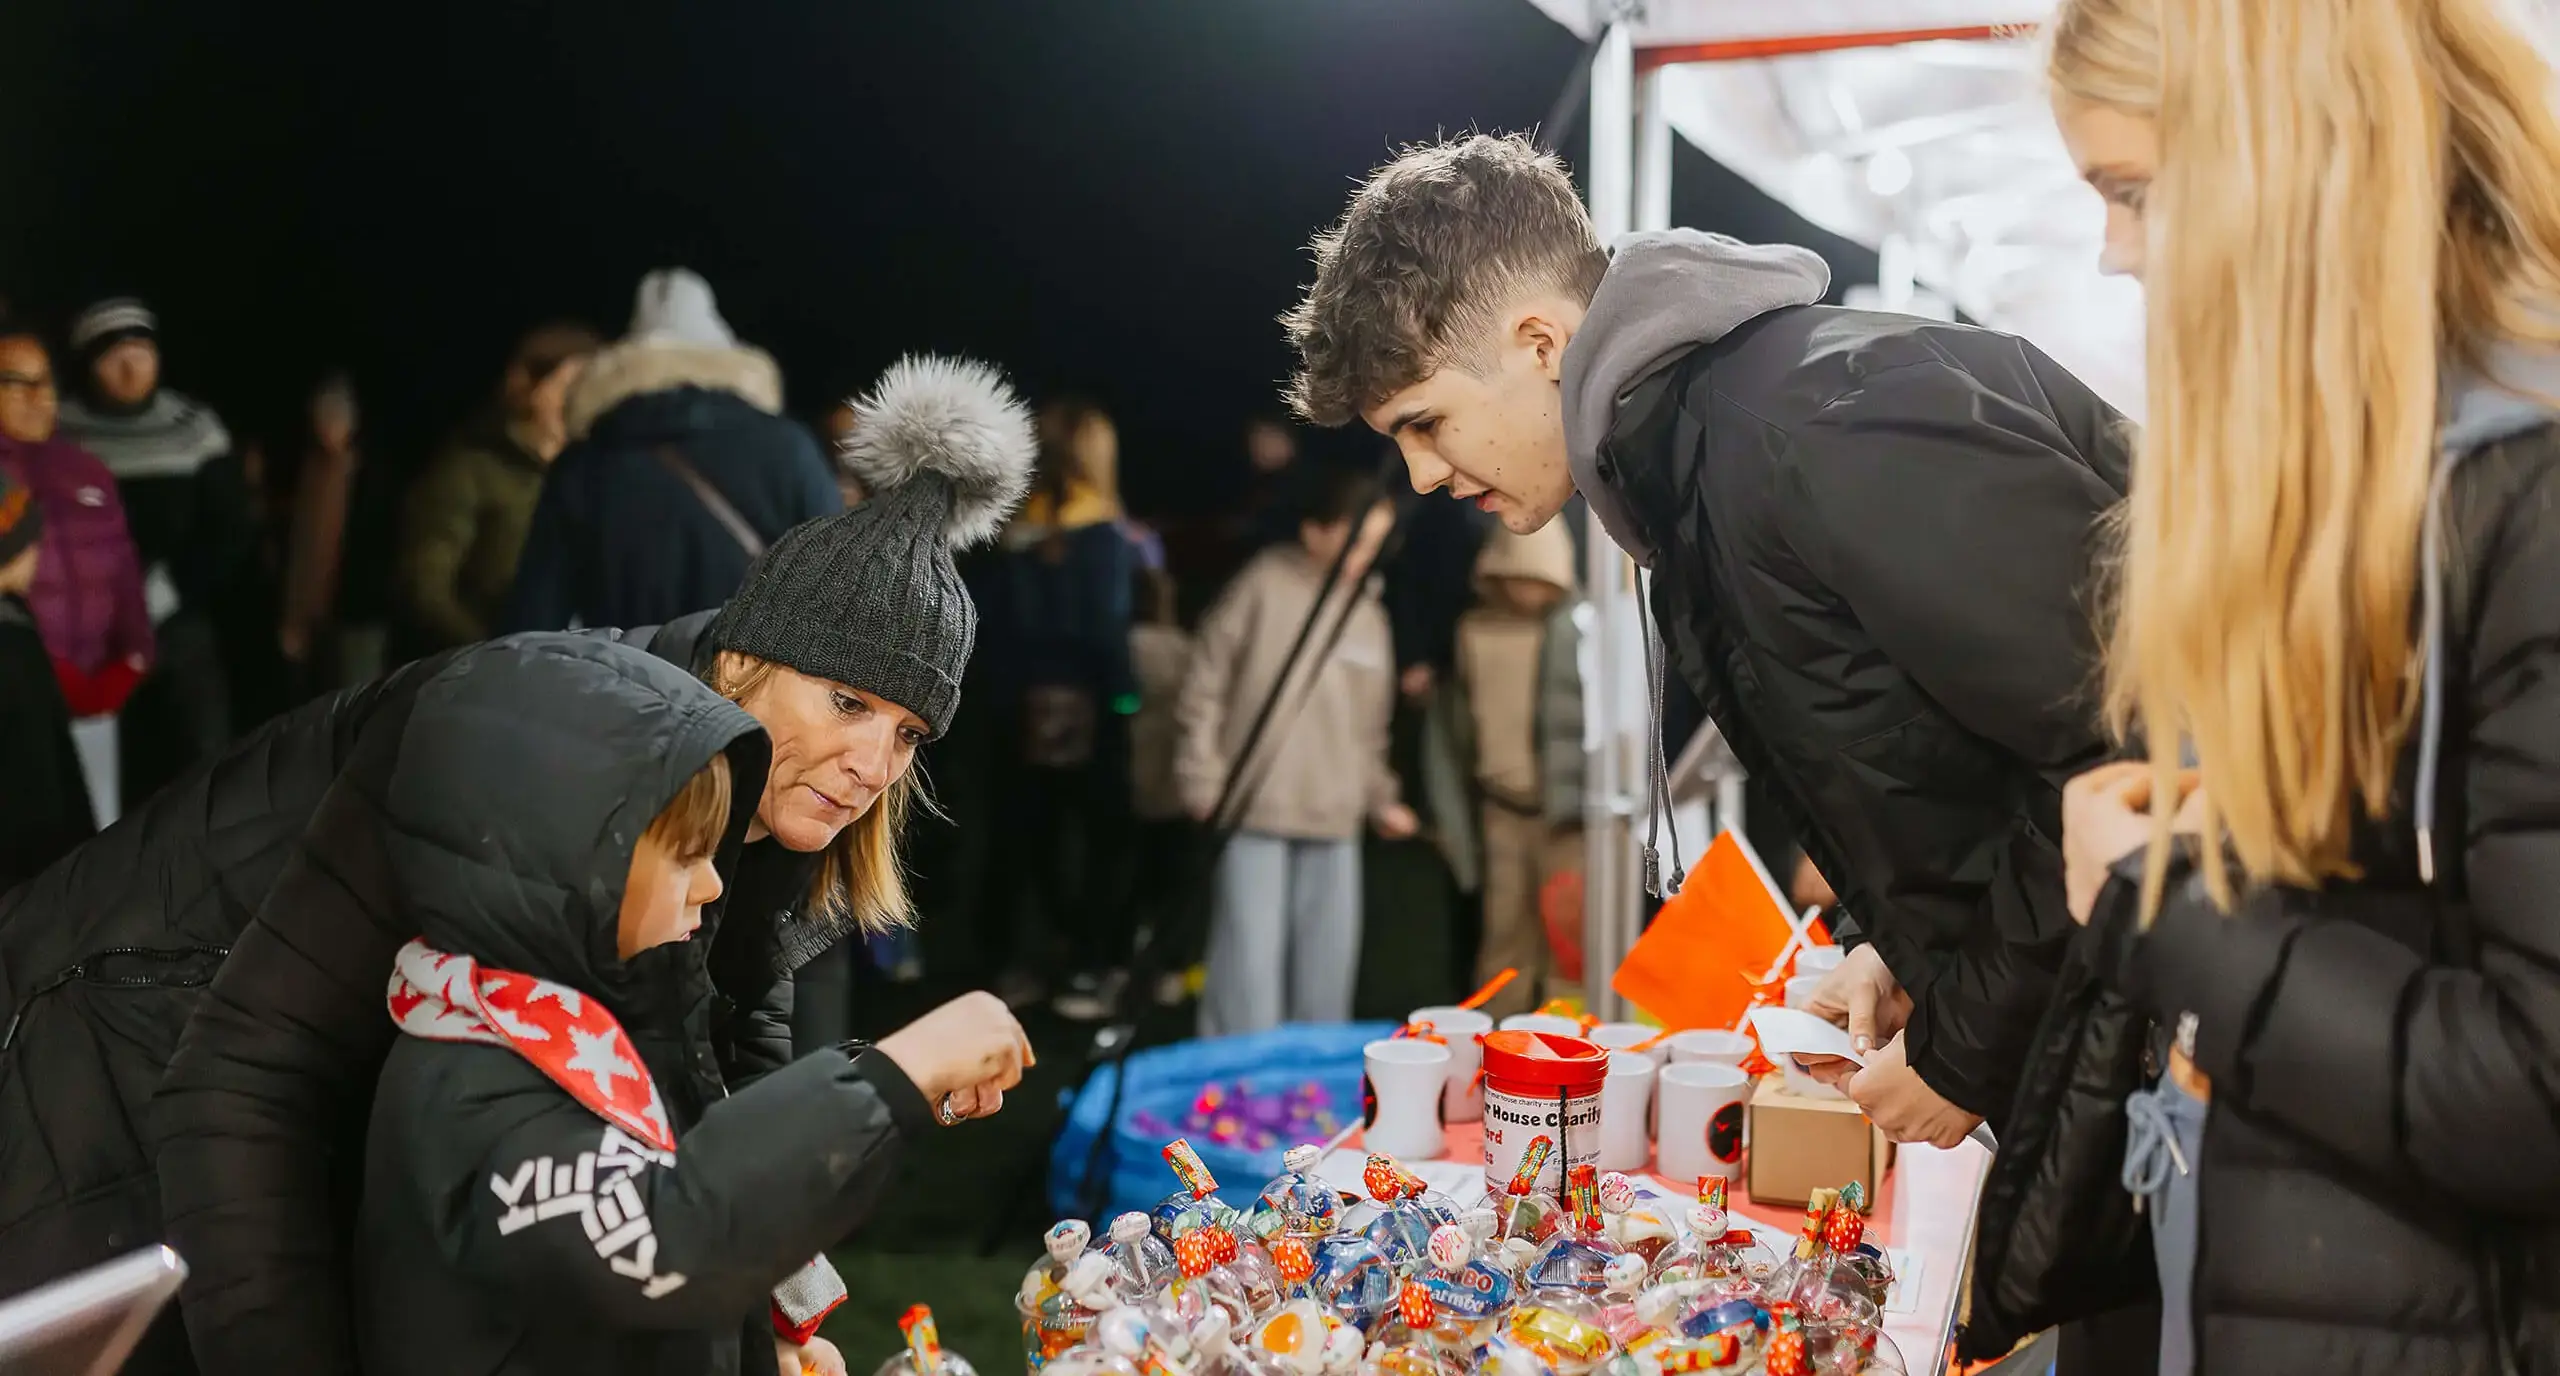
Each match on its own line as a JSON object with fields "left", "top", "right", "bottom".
{"left": 0, "top": 468, "right": 97, "bottom": 888}
{"left": 54, "top": 295, "right": 252, "bottom": 789}
{"left": 0, "top": 356, "right": 1038, "bottom": 1374}
{"left": 501, "top": 268, "right": 842, "bottom": 634}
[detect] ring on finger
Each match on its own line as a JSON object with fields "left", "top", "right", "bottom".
{"left": 938, "top": 1092, "right": 965, "bottom": 1127}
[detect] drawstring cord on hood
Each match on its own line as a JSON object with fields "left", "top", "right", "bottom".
{"left": 1638, "top": 571, "right": 1685, "bottom": 898}
{"left": 2415, "top": 448, "right": 2457, "bottom": 885}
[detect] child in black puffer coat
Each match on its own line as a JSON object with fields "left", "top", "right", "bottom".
{"left": 354, "top": 638, "right": 934, "bottom": 1376}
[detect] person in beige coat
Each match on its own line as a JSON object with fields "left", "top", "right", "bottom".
{"left": 1177, "top": 465, "right": 1415, "bottom": 1035}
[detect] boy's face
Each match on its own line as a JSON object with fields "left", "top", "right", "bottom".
{"left": 616, "top": 826, "right": 724, "bottom": 959}
{"left": 1361, "top": 299, "right": 1582, "bottom": 535}
{"left": 1301, "top": 501, "right": 1396, "bottom": 585}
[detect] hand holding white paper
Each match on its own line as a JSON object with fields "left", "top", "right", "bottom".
{"left": 1747, "top": 1007, "right": 1999, "bottom": 1152}
{"left": 1749, "top": 1006, "right": 1863, "bottom": 1066}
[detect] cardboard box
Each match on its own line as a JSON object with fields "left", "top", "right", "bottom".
{"left": 1744, "top": 1074, "right": 1893, "bottom": 1209}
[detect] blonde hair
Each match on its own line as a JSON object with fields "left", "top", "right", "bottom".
{"left": 2055, "top": 0, "right": 2560, "bottom": 914}
{"left": 643, "top": 752, "right": 734, "bottom": 865}
{"left": 709, "top": 653, "right": 919, "bottom": 935}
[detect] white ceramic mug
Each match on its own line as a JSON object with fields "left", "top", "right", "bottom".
{"left": 1587, "top": 1022, "right": 1664, "bottom": 1065}
{"left": 1656, "top": 1062, "right": 1751, "bottom": 1184}
{"left": 1363, "top": 1038, "right": 1453, "bottom": 1160}
{"left": 1666, "top": 1029, "right": 1753, "bottom": 1067}
{"left": 1406, "top": 1005, "right": 1494, "bottom": 1122}
{"left": 1785, "top": 975, "right": 1828, "bottom": 1011}
{"left": 1597, "top": 1051, "right": 1657, "bottom": 1174}
{"left": 1499, "top": 1013, "right": 1584, "bottom": 1038}
{"left": 1796, "top": 945, "right": 1846, "bottom": 976}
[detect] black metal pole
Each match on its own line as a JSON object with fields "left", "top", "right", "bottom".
{"left": 978, "top": 463, "right": 1414, "bottom": 1251}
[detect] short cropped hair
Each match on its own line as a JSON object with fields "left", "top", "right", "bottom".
{"left": 1282, "top": 133, "right": 1610, "bottom": 427}
{"left": 644, "top": 753, "right": 732, "bottom": 865}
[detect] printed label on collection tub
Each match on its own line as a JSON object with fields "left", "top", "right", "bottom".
{"left": 1480, "top": 1086, "right": 1601, "bottom": 1199}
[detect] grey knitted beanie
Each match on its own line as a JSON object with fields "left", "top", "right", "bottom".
{"left": 706, "top": 356, "right": 1034, "bottom": 737}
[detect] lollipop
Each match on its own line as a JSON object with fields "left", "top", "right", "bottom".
{"left": 1155, "top": 1139, "right": 1245, "bottom": 1246}
{"left": 1253, "top": 1145, "right": 1347, "bottom": 1243}
{"left": 872, "top": 1303, "right": 979, "bottom": 1376}
{"left": 1272, "top": 1238, "right": 1319, "bottom": 1294}
{"left": 1764, "top": 1331, "right": 1810, "bottom": 1376}
{"left": 1351, "top": 1154, "right": 1440, "bottom": 1275}
{"left": 1168, "top": 1227, "right": 1258, "bottom": 1330}
{"left": 1106, "top": 1212, "right": 1182, "bottom": 1298}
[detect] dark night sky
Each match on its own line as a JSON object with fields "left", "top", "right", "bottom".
{"left": 0, "top": 0, "right": 1873, "bottom": 513}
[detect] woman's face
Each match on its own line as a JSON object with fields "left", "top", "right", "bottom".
{"left": 728, "top": 659, "right": 928, "bottom": 851}
{"left": 2054, "top": 95, "right": 2159, "bottom": 282}
{"left": 0, "top": 337, "right": 57, "bottom": 443}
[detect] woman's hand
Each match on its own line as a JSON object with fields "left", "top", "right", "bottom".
{"left": 2062, "top": 762, "right": 2205, "bottom": 924}
{"left": 874, "top": 991, "right": 1035, "bottom": 1102}
{"left": 941, "top": 1079, "right": 1008, "bottom": 1121}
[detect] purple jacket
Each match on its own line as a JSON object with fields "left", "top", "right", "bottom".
{"left": 0, "top": 436, "right": 153, "bottom": 676}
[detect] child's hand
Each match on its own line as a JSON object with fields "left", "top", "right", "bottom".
{"left": 1373, "top": 802, "right": 1420, "bottom": 840}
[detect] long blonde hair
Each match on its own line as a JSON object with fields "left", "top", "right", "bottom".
{"left": 2054, "top": 0, "right": 2560, "bottom": 914}
{"left": 709, "top": 653, "right": 920, "bottom": 935}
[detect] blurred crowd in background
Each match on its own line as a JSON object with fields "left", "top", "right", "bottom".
{"left": 0, "top": 265, "right": 1735, "bottom": 1046}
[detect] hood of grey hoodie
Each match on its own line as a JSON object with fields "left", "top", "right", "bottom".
{"left": 2414, "top": 346, "right": 2560, "bottom": 879}
{"left": 1560, "top": 229, "right": 1832, "bottom": 569}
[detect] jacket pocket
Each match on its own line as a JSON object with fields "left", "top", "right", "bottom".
{"left": 1958, "top": 916, "right": 2157, "bottom": 1361}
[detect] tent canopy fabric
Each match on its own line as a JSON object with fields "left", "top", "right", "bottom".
{"left": 1523, "top": 0, "right": 2142, "bottom": 415}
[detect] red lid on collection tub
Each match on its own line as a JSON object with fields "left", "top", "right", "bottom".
{"left": 1477, "top": 1029, "right": 1609, "bottom": 1089}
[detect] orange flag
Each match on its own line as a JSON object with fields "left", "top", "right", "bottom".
{"left": 1610, "top": 830, "right": 1831, "bottom": 1033}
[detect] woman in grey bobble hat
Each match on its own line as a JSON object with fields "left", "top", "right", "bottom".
{"left": 113, "top": 356, "right": 1046, "bottom": 1374}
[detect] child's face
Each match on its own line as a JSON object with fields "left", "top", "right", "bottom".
{"left": 1300, "top": 502, "right": 1395, "bottom": 585}
{"left": 616, "top": 829, "right": 724, "bottom": 959}
{"left": 0, "top": 546, "right": 36, "bottom": 597}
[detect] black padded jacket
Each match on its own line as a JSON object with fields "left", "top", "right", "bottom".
{"left": 351, "top": 636, "right": 927, "bottom": 1376}
{"left": 1590, "top": 304, "right": 2132, "bottom": 1124}
{"left": 1968, "top": 413, "right": 2560, "bottom": 1375}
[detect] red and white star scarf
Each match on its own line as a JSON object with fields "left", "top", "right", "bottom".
{"left": 385, "top": 939, "right": 846, "bottom": 1341}
{"left": 387, "top": 939, "right": 675, "bottom": 1153}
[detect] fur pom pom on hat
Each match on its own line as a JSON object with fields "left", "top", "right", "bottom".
{"left": 705, "top": 354, "right": 1035, "bottom": 738}
{"left": 840, "top": 356, "right": 1036, "bottom": 548}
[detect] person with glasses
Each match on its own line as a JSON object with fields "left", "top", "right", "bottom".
{"left": 0, "top": 328, "right": 152, "bottom": 753}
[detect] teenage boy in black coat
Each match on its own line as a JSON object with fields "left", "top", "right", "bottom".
{"left": 1283, "top": 134, "right": 2132, "bottom": 1147}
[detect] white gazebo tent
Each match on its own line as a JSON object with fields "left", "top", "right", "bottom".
{"left": 1523, "top": 1, "right": 2146, "bottom": 1015}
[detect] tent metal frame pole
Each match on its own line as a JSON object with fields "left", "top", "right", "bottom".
{"left": 1580, "top": 17, "right": 1643, "bottom": 1022}
{"left": 1633, "top": 23, "right": 2021, "bottom": 71}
